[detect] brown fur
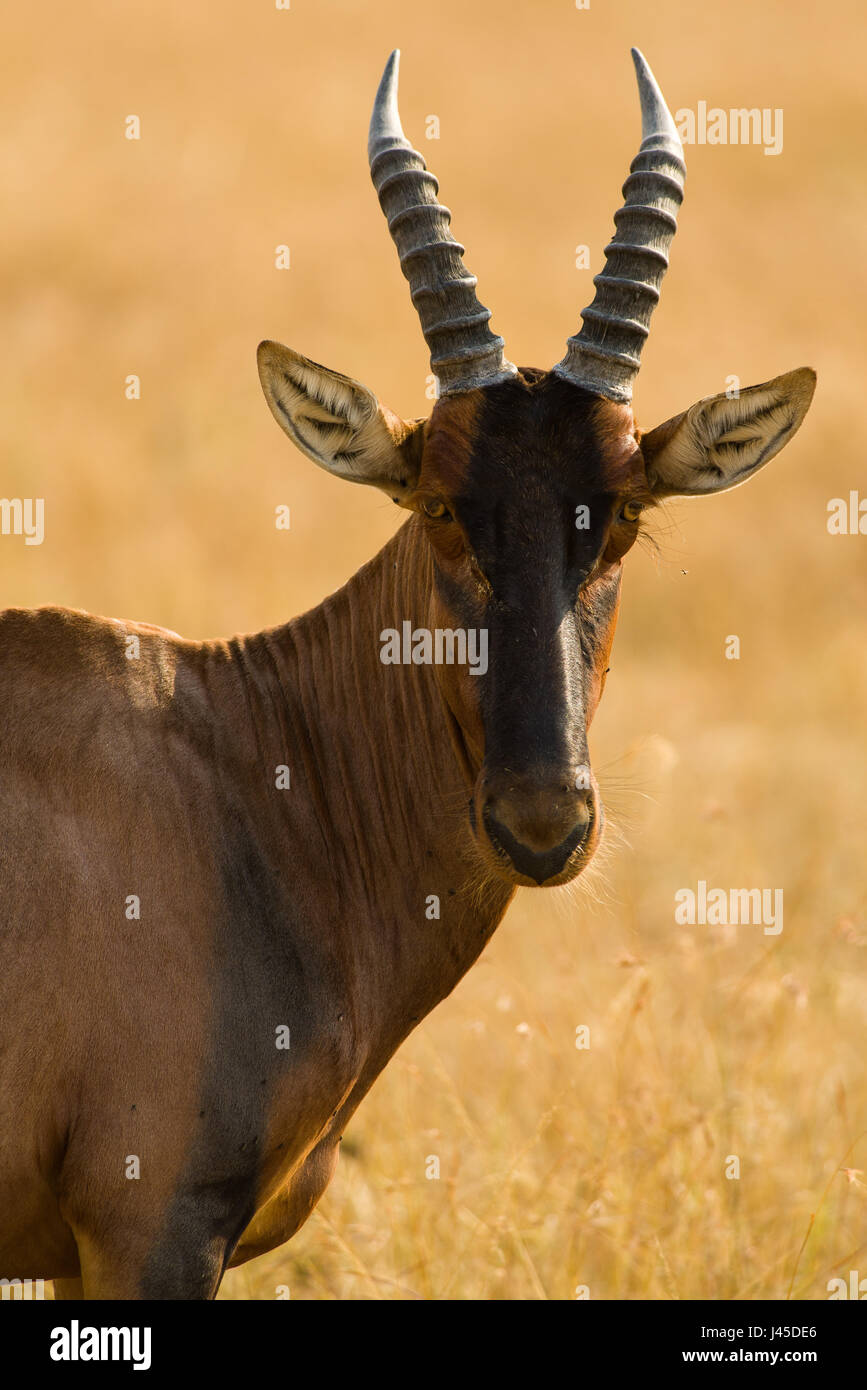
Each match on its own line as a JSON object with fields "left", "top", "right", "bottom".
{"left": 0, "top": 532, "right": 513, "bottom": 1297}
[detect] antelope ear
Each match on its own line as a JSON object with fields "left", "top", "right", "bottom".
{"left": 641, "top": 368, "right": 816, "bottom": 498}
{"left": 257, "top": 340, "right": 425, "bottom": 502}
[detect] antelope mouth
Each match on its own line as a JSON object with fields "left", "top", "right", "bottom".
{"left": 470, "top": 796, "right": 601, "bottom": 888}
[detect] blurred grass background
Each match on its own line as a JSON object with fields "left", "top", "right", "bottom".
{"left": 3, "top": 0, "right": 864, "bottom": 1299}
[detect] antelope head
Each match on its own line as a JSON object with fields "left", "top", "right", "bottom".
{"left": 257, "top": 50, "right": 815, "bottom": 889}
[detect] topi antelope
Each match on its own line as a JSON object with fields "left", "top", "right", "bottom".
{"left": 0, "top": 49, "right": 814, "bottom": 1299}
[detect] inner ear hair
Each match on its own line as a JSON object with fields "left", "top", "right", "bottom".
{"left": 641, "top": 367, "right": 816, "bottom": 499}
{"left": 257, "top": 340, "right": 424, "bottom": 501}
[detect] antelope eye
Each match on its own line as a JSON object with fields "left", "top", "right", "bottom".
{"left": 421, "top": 498, "right": 451, "bottom": 521}
{"left": 619, "top": 500, "right": 643, "bottom": 523}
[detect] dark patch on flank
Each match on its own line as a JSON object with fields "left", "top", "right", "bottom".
{"left": 140, "top": 812, "right": 317, "bottom": 1297}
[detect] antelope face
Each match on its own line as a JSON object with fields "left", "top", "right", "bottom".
{"left": 414, "top": 374, "right": 641, "bottom": 886}
{"left": 256, "top": 49, "right": 816, "bottom": 888}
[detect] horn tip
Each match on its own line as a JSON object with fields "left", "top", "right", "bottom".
{"left": 629, "top": 47, "right": 680, "bottom": 148}
{"left": 369, "top": 50, "right": 405, "bottom": 163}
{"left": 629, "top": 46, "right": 655, "bottom": 87}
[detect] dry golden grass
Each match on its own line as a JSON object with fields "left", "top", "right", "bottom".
{"left": 4, "top": 0, "right": 864, "bottom": 1299}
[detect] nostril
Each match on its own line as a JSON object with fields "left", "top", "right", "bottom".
{"left": 570, "top": 797, "right": 594, "bottom": 848}
{"left": 483, "top": 786, "right": 593, "bottom": 853}
{"left": 481, "top": 794, "right": 595, "bottom": 884}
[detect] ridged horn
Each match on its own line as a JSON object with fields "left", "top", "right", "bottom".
{"left": 368, "top": 50, "right": 516, "bottom": 396}
{"left": 554, "top": 49, "right": 685, "bottom": 404}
